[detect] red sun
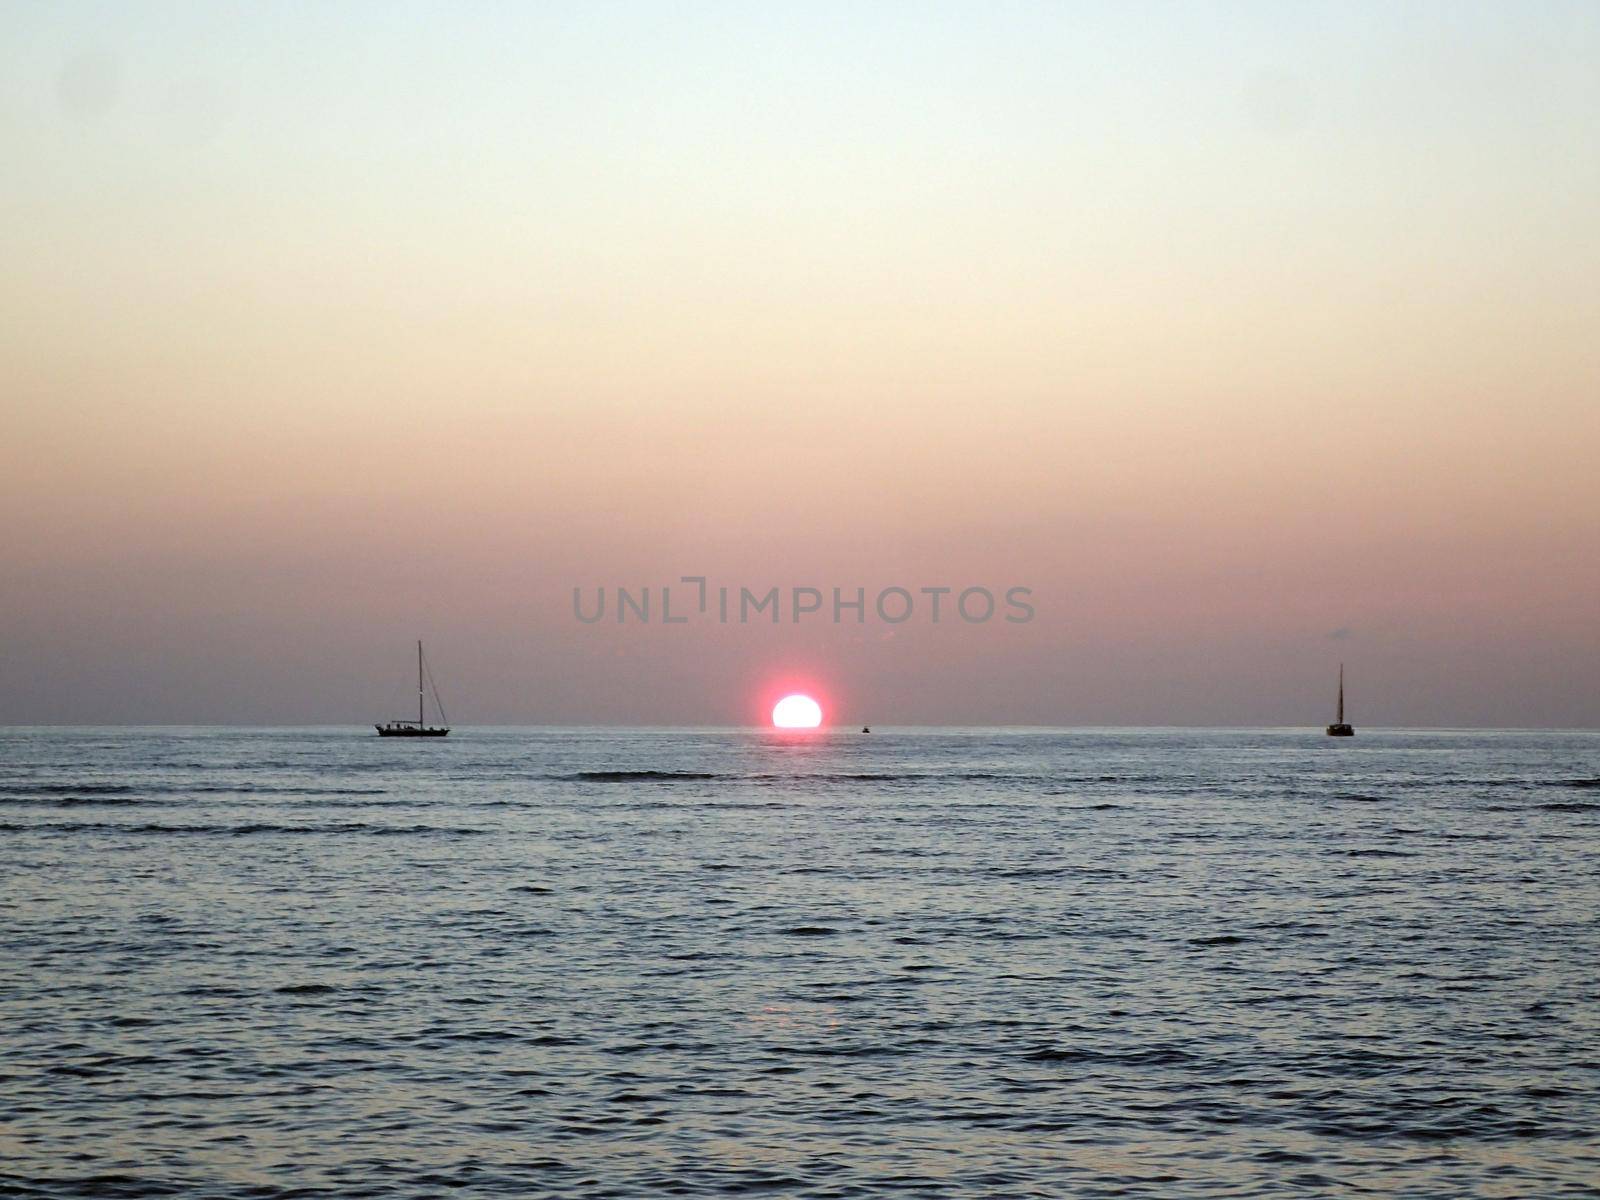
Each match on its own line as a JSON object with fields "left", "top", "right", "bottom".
{"left": 771, "top": 694, "right": 823, "bottom": 728}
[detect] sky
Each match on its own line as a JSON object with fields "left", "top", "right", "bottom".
{"left": 2, "top": 1, "right": 1597, "bottom": 726}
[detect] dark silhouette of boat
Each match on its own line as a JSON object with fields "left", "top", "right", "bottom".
{"left": 1326, "top": 664, "right": 1354, "bottom": 737}
{"left": 376, "top": 641, "right": 451, "bottom": 737}
{"left": 861, "top": 725, "right": 871, "bottom": 734}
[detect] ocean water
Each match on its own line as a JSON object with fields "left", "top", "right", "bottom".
{"left": 2, "top": 727, "right": 1598, "bottom": 1198}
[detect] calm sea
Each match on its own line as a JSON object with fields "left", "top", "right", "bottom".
{"left": 2, "top": 727, "right": 1598, "bottom": 1198}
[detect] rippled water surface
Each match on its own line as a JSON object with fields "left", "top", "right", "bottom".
{"left": 3, "top": 726, "right": 1599, "bottom": 1197}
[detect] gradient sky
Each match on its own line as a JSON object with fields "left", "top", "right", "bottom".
{"left": 3, "top": 1, "right": 1597, "bottom": 726}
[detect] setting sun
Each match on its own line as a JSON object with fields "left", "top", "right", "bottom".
{"left": 771, "top": 694, "right": 823, "bottom": 729}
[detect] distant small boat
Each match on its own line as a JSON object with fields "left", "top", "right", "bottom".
{"left": 1326, "top": 664, "right": 1354, "bottom": 737}
{"left": 376, "top": 640, "right": 451, "bottom": 737}
{"left": 861, "top": 726, "right": 871, "bottom": 734}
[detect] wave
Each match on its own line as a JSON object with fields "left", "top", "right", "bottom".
{"left": 1023, "top": 1045, "right": 1198, "bottom": 1067}
{"left": 563, "top": 769, "right": 1019, "bottom": 784}
{"left": 192, "top": 785, "right": 390, "bottom": 796}
{"left": 0, "top": 795, "right": 151, "bottom": 807}
{"left": 0, "top": 821, "right": 485, "bottom": 837}
{"left": 0, "top": 782, "right": 137, "bottom": 795}
{"left": 1304, "top": 776, "right": 1596, "bottom": 793}
{"left": 568, "top": 770, "right": 720, "bottom": 782}
{"left": 779, "top": 771, "right": 1013, "bottom": 782}
{"left": 0, "top": 783, "right": 388, "bottom": 799}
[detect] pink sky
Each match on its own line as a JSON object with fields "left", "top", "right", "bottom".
{"left": 3, "top": 4, "right": 1597, "bottom": 725}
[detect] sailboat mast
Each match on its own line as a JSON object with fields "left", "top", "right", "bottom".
{"left": 1337, "top": 664, "right": 1345, "bottom": 725}
{"left": 418, "top": 640, "right": 425, "bottom": 726}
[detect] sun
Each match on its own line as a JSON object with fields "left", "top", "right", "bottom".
{"left": 772, "top": 694, "right": 823, "bottom": 729}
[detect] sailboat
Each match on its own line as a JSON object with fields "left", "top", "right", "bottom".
{"left": 376, "top": 641, "right": 451, "bottom": 737}
{"left": 1325, "top": 664, "right": 1354, "bottom": 737}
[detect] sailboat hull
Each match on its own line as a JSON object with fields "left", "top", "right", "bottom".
{"left": 1325, "top": 724, "right": 1355, "bottom": 737}
{"left": 375, "top": 725, "right": 450, "bottom": 737}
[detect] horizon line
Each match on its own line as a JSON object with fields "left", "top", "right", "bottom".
{"left": 3, "top": 723, "right": 1598, "bottom": 734}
